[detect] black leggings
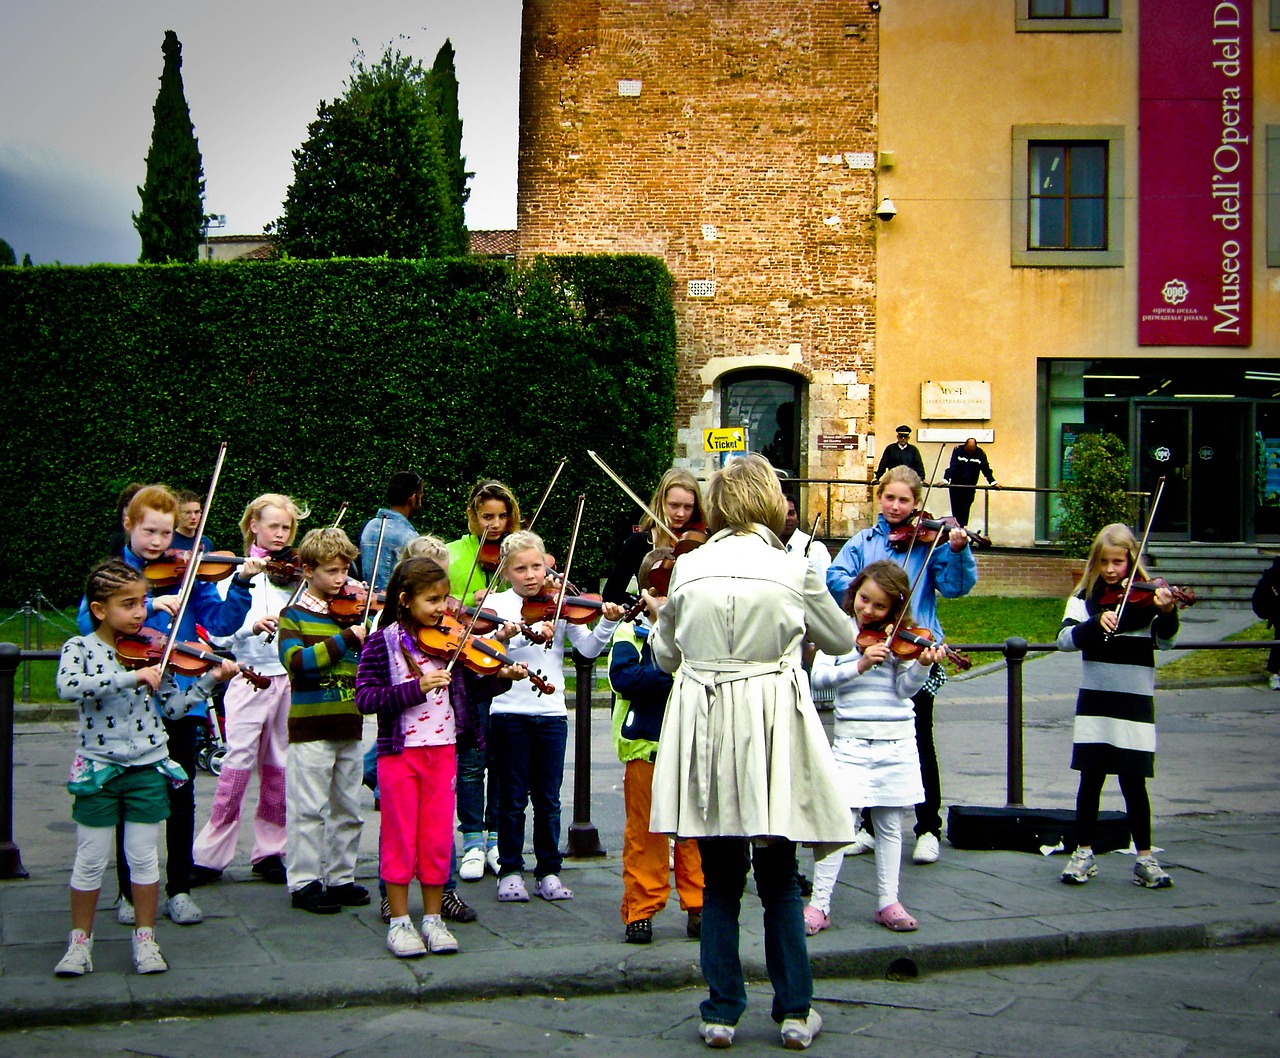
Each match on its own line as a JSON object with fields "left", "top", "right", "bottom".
{"left": 1075, "top": 769, "right": 1151, "bottom": 851}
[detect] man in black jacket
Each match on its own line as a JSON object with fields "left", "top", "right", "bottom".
{"left": 874, "top": 425, "right": 926, "bottom": 482}
{"left": 943, "top": 438, "right": 998, "bottom": 527}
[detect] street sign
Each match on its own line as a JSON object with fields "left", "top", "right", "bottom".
{"left": 703, "top": 427, "right": 746, "bottom": 452}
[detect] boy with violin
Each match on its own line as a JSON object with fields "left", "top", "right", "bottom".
{"left": 76, "top": 484, "right": 261, "bottom": 928}
{"left": 277, "top": 526, "right": 369, "bottom": 915}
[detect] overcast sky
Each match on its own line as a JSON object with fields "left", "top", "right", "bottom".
{"left": 0, "top": 0, "right": 522, "bottom": 265}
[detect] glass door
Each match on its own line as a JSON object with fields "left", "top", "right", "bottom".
{"left": 1190, "top": 403, "right": 1245, "bottom": 541}
{"left": 1137, "top": 406, "right": 1190, "bottom": 539}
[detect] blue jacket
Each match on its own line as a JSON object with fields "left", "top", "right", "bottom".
{"left": 825, "top": 515, "right": 977, "bottom": 638}
{"left": 77, "top": 546, "right": 254, "bottom": 707}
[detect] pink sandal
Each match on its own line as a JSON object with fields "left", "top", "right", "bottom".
{"left": 803, "top": 905, "right": 830, "bottom": 936}
{"left": 873, "top": 901, "right": 918, "bottom": 932}
{"left": 497, "top": 874, "right": 529, "bottom": 902}
{"left": 535, "top": 874, "right": 574, "bottom": 901}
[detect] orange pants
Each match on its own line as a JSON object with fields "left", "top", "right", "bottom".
{"left": 622, "top": 758, "right": 704, "bottom": 924}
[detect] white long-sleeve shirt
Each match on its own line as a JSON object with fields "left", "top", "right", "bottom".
{"left": 811, "top": 644, "right": 930, "bottom": 740}
{"left": 483, "top": 588, "right": 618, "bottom": 717}
{"left": 210, "top": 572, "right": 294, "bottom": 676}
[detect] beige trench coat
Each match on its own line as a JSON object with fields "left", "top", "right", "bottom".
{"left": 649, "top": 525, "right": 858, "bottom": 852}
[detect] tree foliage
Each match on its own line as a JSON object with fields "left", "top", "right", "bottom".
{"left": 274, "top": 43, "right": 469, "bottom": 260}
{"left": 1056, "top": 432, "right": 1135, "bottom": 558}
{"left": 133, "top": 30, "right": 206, "bottom": 264}
{"left": 0, "top": 239, "right": 15, "bottom": 267}
{"left": 430, "top": 40, "right": 471, "bottom": 256}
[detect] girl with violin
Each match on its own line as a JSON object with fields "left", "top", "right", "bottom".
{"left": 355, "top": 556, "right": 527, "bottom": 957}
{"left": 484, "top": 530, "right": 627, "bottom": 902}
{"left": 75, "top": 484, "right": 260, "bottom": 928}
{"left": 445, "top": 481, "right": 524, "bottom": 879}
{"left": 191, "top": 493, "right": 308, "bottom": 889}
{"left": 805, "top": 561, "right": 946, "bottom": 937}
{"left": 277, "top": 526, "right": 369, "bottom": 915}
{"left": 1057, "top": 524, "right": 1178, "bottom": 889}
{"left": 601, "top": 468, "right": 707, "bottom": 604}
{"left": 447, "top": 480, "right": 523, "bottom": 607}
{"left": 55, "top": 560, "right": 241, "bottom": 977}
{"left": 826, "top": 465, "right": 977, "bottom": 866}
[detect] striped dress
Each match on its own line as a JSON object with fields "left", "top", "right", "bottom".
{"left": 1057, "top": 584, "right": 1179, "bottom": 778}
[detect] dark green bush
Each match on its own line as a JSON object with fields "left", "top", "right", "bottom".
{"left": 0, "top": 255, "right": 676, "bottom": 604}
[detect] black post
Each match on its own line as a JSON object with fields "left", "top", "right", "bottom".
{"left": 1003, "top": 636, "right": 1028, "bottom": 809}
{"left": 0, "top": 642, "right": 29, "bottom": 879}
{"left": 566, "top": 649, "right": 605, "bottom": 857}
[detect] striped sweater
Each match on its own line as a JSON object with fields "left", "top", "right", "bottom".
{"left": 277, "top": 596, "right": 363, "bottom": 744}
{"left": 1057, "top": 584, "right": 1179, "bottom": 778}
{"left": 811, "top": 644, "right": 930, "bottom": 741}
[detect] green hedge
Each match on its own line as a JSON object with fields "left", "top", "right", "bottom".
{"left": 0, "top": 255, "right": 677, "bottom": 604}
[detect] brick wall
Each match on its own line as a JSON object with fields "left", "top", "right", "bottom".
{"left": 970, "top": 550, "right": 1080, "bottom": 598}
{"left": 518, "top": 0, "right": 881, "bottom": 528}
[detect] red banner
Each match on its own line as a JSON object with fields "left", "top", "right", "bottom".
{"left": 1138, "top": 0, "right": 1252, "bottom": 346}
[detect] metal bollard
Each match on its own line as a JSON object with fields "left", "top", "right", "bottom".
{"left": 0, "top": 642, "right": 30, "bottom": 878}
{"left": 1003, "top": 636, "right": 1028, "bottom": 809}
{"left": 566, "top": 649, "right": 605, "bottom": 857}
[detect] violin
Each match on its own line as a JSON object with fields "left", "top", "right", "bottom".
{"left": 1097, "top": 576, "right": 1196, "bottom": 610}
{"left": 415, "top": 615, "right": 554, "bottom": 695}
{"left": 445, "top": 597, "right": 550, "bottom": 645}
{"left": 520, "top": 589, "right": 610, "bottom": 626}
{"left": 887, "top": 512, "right": 991, "bottom": 553}
{"left": 856, "top": 622, "right": 972, "bottom": 671}
{"left": 263, "top": 547, "right": 303, "bottom": 588}
{"left": 642, "top": 531, "right": 708, "bottom": 599}
{"left": 477, "top": 535, "right": 505, "bottom": 574}
{"left": 114, "top": 626, "right": 270, "bottom": 689}
{"left": 328, "top": 583, "right": 384, "bottom": 627}
{"left": 144, "top": 549, "right": 298, "bottom": 589}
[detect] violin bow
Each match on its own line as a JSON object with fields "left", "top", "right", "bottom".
{"left": 267, "top": 500, "right": 351, "bottom": 644}
{"left": 526, "top": 458, "right": 567, "bottom": 533}
{"left": 898, "top": 443, "right": 948, "bottom": 574}
{"left": 331, "top": 501, "right": 349, "bottom": 529}
{"left": 804, "top": 513, "right": 821, "bottom": 557}
{"left": 362, "top": 514, "right": 388, "bottom": 626}
{"left": 445, "top": 527, "right": 506, "bottom": 674}
{"left": 1106, "top": 476, "right": 1166, "bottom": 640}
{"left": 157, "top": 442, "right": 229, "bottom": 680}
{"left": 587, "top": 450, "right": 679, "bottom": 543}
{"left": 544, "top": 493, "right": 587, "bottom": 649}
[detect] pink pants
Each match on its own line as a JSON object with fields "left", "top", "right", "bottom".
{"left": 377, "top": 744, "right": 456, "bottom": 886}
{"left": 193, "top": 673, "right": 289, "bottom": 870}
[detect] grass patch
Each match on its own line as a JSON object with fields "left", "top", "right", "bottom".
{"left": 1156, "top": 620, "right": 1273, "bottom": 684}
{"left": 936, "top": 596, "right": 1065, "bottom": 649}
{"left": 0, "top": 604, "right": 78, "bottom": 704}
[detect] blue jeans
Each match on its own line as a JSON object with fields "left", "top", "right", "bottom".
{"left": 697, "top": 837, "right": 812, "bottom": 1027}
{"left": 455, "top": 695, "right": 497, "bottom": 852}
{"left": 489, "top": 713, "right": 567, "bottom": 879}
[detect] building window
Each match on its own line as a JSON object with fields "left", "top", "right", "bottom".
{"left": 720, "top": 369, "right": 803, "bottom": 478}
{"left": 1268, "top": 126, "right": 1280, "bottom": 268}
{"left": 1016, "top": 0, "right": 1121, "bottom": 31}
{"left": 1012, "top": 125, "right": 1124, "bottom": 267}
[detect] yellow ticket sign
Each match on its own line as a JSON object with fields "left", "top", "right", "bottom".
{"left": 703, "top": 427, "right": 746, "bottom": 452}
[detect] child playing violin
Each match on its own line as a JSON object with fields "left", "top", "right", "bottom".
{"left": 805, "top": 560, "right": 946, "bottom": 936}
{"left": 191, "top": 493, "right": 307, "bottom": 888}
{"left": 446, "top": 480, "right": 523, "bottom": 880}
{"left": 56, "top": 560, "right": 240, "bottom": 976}
{"left": 76, "top": 484, "right": 260, "bottom": 928}
{"left": 602, "top": 468, "right": 707, "bottom": 604}
{"left": 1057, "top": 523, "right": 1178, "bottom": 889}
{"left": 483, "top": 530, "right": 626, "bottom": 902}
{"left": 355, "top": 556, "right": 526, "bottom": 957}
{"left": 277, "top": 526, "right": 368, "bottom": 915}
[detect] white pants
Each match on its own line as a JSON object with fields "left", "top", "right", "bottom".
{"left": 71, "top": 822, "right": 159, "bottom": 890}
{"left": 810, "top": 805, "right": 907, "bottom": 915}
{"left": 284, "top": 738, "right": 363, "bottom": 891}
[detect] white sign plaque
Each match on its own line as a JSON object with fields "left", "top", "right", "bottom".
{"left": 921, "top": 380, "right": 991, "bottom": 420}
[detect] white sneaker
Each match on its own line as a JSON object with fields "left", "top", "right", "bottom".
{"left": 485, "top": 846, "right": 500, "bottom": 876}
{"left": 166, "top": 892, "right": 204, "bottom": 925}
{"left": 699, "top": 1021, "right": 735, "bottom": 1048}
{"left": 1270, "top": 673, "right": 1280, "bottom": 690}
{"left": 115, "top": 896, "right": 135, "bottom": 925}
{"left": 386, "top": 921, "right": 427, "bottom": 958}
{"left": 54, "top": 929, "right": 93, "bottom": 976}
{"left": 131, "top": 928, "right": 168, "bottom": 974}
{"left": 421, "top": 915, "right": 459, "bottom": 954}
{"left": 459, "top": 846, "right": 485, "bottom": 881}
{"left": 780, "top": 1009, "right": 823, "bottom": 1050}
{"left": 912, "top": 833, "right": 940, "bottom": 865}
{"left": 846, "top": 828, "right": 876, "bottom": 855}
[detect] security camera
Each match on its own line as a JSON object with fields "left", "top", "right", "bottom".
{"left": 875, "top": 197, "right": 897, "bottom": 221}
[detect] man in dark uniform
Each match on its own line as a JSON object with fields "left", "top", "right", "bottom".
{"left": 943, "top": 437, "right": 999, "bottom": 527}
{"left": 874, "top": 424, "right": 926, "bottom": 482}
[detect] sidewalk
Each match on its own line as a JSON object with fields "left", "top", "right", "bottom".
{"left": 1, "top": 604, "right": 1276, "bottom": 1029}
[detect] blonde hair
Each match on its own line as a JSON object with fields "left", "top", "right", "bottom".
{"left": 465, "top": 480, "right": 523, "bottom": 539}
{"left": 240, "top": 493, "right": 308, "bottom": 554}
{"left": 124, "top": 484, "right": 178, "bottom": 529}
{"left": 1074, "top": 522, "right": 1148, "bottom": 597}
{"left": 705, "top": 454, "right": 786, "bottom": 537}
{"left": 499, "top": 529, "right": 545, "bottom": 562}
{"left": 399, "top": 533, "right": 450, "bottom": 566}
{"left": 296, "top": 527, "right": 358, "bottom": 569}
{"left": 640, "top": 468, "right": 707, "bottom": 545}
{"left": 876, "top": 465, "right": 924, "bottom": 503}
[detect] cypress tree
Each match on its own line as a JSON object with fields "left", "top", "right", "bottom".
{"left": 0, "top": 239, "right": 15, "bottom": 267}
{"left": 133, "top": 30, "right": 206, "bottom": 263}
{"left": 430, "top": 40, "right": 471, "bottom": 256}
